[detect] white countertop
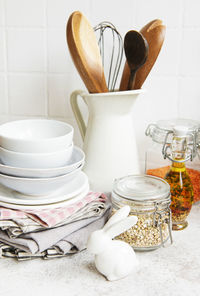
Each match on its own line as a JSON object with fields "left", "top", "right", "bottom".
{"left": 0, "top": 203, "right": 200, "bottom": 296}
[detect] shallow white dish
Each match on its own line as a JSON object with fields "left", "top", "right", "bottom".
{"left": 0, "top": 146, "right": 85, "bottom": 178}
{"left": 0, "top": 164, "right": 83, "bottom": 196}
{"left": 0, "top": 171, "right": 88, "bottom": 205}
{"left": 0, "top": 181, "right": 90, "bottom": 210}
{"left": 0, "top": 143, "right": 73, "bottom": 169}
{"left": 0, "top": 119, "right": 74, "bottom": 153}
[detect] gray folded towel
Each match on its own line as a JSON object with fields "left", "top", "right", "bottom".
{"left": 0, "top": 202, "right": 111, "bottom": 255}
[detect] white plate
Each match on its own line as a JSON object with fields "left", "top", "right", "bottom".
{"left": 0, "top": 185, "right": 90, "bottom": 211}
{"left": 0, "top": 164, "right": 84, "bottom": 196}
{"left": 0, "top": 146, "right": 85, "bottom": 178}
{"left": 0, "top": 173, "right": 89, "bottom": 210}
{"left": 1, "top": 171, "right": 88, "bottom": 204}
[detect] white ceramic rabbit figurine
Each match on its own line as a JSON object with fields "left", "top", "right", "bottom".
{"left": 87, "top": 205, "right": 138, "bottom": 281}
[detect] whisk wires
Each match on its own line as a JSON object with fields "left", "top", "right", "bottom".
{"left": 94, "top": 22, "right": 123, "bottom": 91}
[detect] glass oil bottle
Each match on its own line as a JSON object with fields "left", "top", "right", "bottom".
{"left": 163, "top": 126, "right": 194, "bottom": 230}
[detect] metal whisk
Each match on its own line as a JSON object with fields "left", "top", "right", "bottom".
{"left": 94, "top": 22, "right": 123, "bottom": 91}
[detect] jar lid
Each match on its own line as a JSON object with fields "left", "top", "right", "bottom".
{"left": 146, "top": 118, "right": 200, "bottom": 144}
{"left": 113, "top": 175, "right": 170, "bottom": 202}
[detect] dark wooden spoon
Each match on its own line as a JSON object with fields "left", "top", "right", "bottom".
{"left": 124, "top": 30, "right": 148, "bottom": 90}
{"left": 120, "top": 20, "right": 165, "bottom": 91}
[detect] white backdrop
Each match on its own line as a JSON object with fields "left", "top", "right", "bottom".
{"left": 0, "top": 0, "right": 200, "bottom": 165}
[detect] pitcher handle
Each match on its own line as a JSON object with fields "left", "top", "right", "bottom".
{"left": 70, "top": 90, "right": 88, "bottom": 140}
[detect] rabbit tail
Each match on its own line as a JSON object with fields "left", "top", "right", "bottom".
{"left": 106, "top": 256, "right": 135, "bottom": 281}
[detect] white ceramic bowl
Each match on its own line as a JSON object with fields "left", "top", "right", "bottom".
{"left": 0, "top": 146, "right": 85, "bottom": 178}
{"left": 0, "top": 144, "right": 73, "bottom": 169}
{"left": 0, "top": 164, "right": 83, "bottom": 196}
{"left": 0, "top": 119, "right": 74, "bottom": 153}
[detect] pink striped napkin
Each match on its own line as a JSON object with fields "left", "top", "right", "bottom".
{"left": 0, "top": 192, "right": 107, "bottom": 228}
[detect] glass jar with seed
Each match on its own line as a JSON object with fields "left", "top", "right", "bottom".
{"left": 111, "top": 175, "right": 173, "bottom": 251}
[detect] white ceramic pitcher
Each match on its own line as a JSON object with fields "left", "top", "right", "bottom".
{"left": 70, "top": 89, "right": 144, "bottom": 192}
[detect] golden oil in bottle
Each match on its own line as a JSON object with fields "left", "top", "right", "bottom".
{"left": 165, "top": 160, "right": 193, "bottom": 230}
{"left": 164, "top": 131, "right": 193, "bottom": 230}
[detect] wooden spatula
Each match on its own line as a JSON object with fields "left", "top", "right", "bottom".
{"left": 66, "top": 11, "right": 108, "bottom": 93}
{"left": 119, "top": 19, "right": 166, "bottom": 90}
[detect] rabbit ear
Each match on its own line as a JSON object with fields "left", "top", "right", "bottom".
{"left": 103, "top": 206, "right": 130, "bottom": 231}
{"left": 105, "top": 215, "right": 138, "bottom": 239}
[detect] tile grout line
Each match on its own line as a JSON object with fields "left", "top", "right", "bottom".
{"left": 177, "top": 0, "right": 185, "bottom": 118}
{"left": 2, "top": 0, "right": 10, "bottom": 116}
{"left": 44, "top": 0, "right": 48, "bottom": 118}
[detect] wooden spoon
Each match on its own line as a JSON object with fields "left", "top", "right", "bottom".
{"left": 66, "top": 11, "right": 108, "bottom": 93}
{"left": 120, "top": 19, "right": 166, "bottom": 90}
{"left": 124, "top": 30, "right": 148, "bottom": 90}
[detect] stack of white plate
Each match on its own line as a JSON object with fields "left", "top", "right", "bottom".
{"left": 0, "top": 119, "right": 89, "bottom": 210}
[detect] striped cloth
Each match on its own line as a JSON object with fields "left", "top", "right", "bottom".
{"left": 0, "top": 192, "right": 107, "bottom": 228}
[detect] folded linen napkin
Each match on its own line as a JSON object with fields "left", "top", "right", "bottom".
{"left": 0, "top": 202, "right": 111, "bottom": 255}
{"left": 0, "top": 192, "right": 106, "bottom": 227}
{"left": 0, "top": 192, "right": 106, "bottom": 237}
{"left": 1, "top": 200, "right": 107, "bottom": 238}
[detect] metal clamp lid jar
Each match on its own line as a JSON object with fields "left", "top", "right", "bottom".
{"left": 146, "top": 118, "right": 200, "bottom": 162}
{"left": 111, "top": 175, "right": 173, "bottom": 251}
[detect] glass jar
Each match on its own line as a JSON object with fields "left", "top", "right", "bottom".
{"left": 111, "top": 175, "right": 173, "bottom": 251}
{"left": 145, "top": 119, "right": 200, "bottom": 205}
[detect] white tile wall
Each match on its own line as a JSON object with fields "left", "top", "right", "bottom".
{"left": 135, "top": 0, "right": 183, "bottom": 29}
{"left": 0, "top": 74, "right": 8, "bottom": 114}
{"left": 0, "top": 28, "right": 5, "bottom": 72}
{"left": 90, "top": 0, "right": 136, "bottom": 36}
{"left": 150, "top": 29, "right": 181, "bottom": 76}
{"left": 47, "top": 28, "right": 69, "bottom": 73}
{"left": 48, "top": 72, "right": 87, "bottom": 118}
{"left": 183, "top": 0, "right": 200, "bottom": 27}
{"left": 8, "top": 74, "right": 46, "bottom": 116}
{"left": 133, "top": 76, "right": 179, "bottom": 162}
{"left": 5, "top": 0, "right": 45, "bottom": 27}
{"left": 0, "top": 0, "right": 4, "bottom": 27}
{"left": 48, "top": 74, "right": 72, "bottom": 117}
{"left": 7, "top": 29, "right": 45, "bottom": 72}
{"left": 47, "top": 0, "right": 91, "bottom": 27}
{"left": 0, "top": 0, "right": 200, "bottom": 158}
{"left": 180, "top": 28, "right": 200, "bottom": 75}
{"left": 179, "top": 77, "right": 200, "bottom": 119}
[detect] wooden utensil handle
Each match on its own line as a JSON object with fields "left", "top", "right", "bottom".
{"left": 127, "top": 69, "right": 136, "bottom": 90}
